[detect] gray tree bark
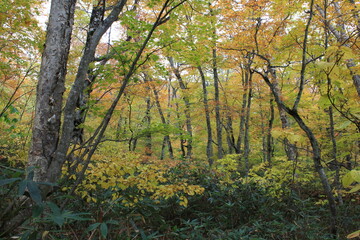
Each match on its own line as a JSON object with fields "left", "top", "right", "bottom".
{"left": 213, "top": 49, "right": 224, "bottom": 159}
{"left": 52, "top": 0, "right": 127, "bottom": 184}
{"left": 269, "top": 69, "right": 298, "bottom": 161}
{"left": 28, "top": 0, "right": 77, "bottom": 185}
{"left": 144, "top": 79, "right": 152, "bottom": 156}
{"left": 198, "top": 66, "right": 214, "bottom": 165}
{"left": 168, "top": 57, "right": 193, "bottom": 159}
{"left": 243, "top": 71, "right": 252, "bottom": 174}
{"left": 316, "top": 3, "right": 360, "bottom": 97}
{"left": 153, "top": 84, "right": 174, "bottom": 160}
{"left": 253, "top": 2, "right": 337, "bottom": 235}
{"left": 236, "top": 68, "right": 248, "bottom": 154}
{"left": 266, "top": 99, "right": 275, "bottom": 164}
{"left": 4, "top": 0, "right": 77, "bottom": 236}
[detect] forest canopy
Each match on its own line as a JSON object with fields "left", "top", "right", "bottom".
{"left": 0, "top": 0, "right": 359, "bottom": 239}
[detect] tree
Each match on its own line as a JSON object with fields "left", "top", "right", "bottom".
{"left": 198, "top": 66, "right": 214, "bottom": 164}
{"left": 28, "top": 0, "right": 77, "bottom": 187}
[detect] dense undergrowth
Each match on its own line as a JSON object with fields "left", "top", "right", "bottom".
{"left": 1, "top": 143, "right": 359, "bottom": 240}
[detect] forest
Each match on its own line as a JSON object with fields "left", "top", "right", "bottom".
{"left": 0, "top": 0, "right": 359, "bottom": 239}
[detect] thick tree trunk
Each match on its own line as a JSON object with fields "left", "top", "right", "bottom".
{"left": 10, "top": 0, "right": 76, "bottom": 236}
{"left": 28, "top": 0, "right": 77, "bottom": 185}
{"left": 198, "top": 66, "right": 214, "bottom": 165}
{"left": 52, "top": 0, "right": 127, "bottom": 184}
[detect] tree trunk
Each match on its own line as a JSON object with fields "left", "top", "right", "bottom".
{"left": 225, "top": 110, "right": 237, "bottom": 154}
{"left": 52, "top": 0, "right": 127, "bottom": 183}
{"left": 144, "top": 90, "right": 152, "bottom": 156}
{"left": 28, "top": 0, "right": 77, "bottom": 185}
{"left": 168, "top": 58, "right": 193, "bottom": 158}
{"left": 7, "top": 0, "right": 76, "bottom": 236}
{"left": 152, "top": 81, "right": 173, "bottom": 159}
{"left": 267, "top": 99, "right": 275, "bottom": 164}
{"left": 243, "top": 72, "right": 253, "bottom": 174}
{"left": 198, "top": 66, "right": 214, "bottom": 165}
{"left": 213, "top": 49, "right": 223, "bottom": 159}
{"left": 328, "top": 106, "right": 343, "bottom": 205}
{"left": 256, "top": 70, "right": 338, "bottom": 236}
{"left": 236, "top": 69, "right": 248, "bottom": 154}
{"left": 315, "top": 3, "right": 360, "bottom": 97}
{"left": 269, "top": 69, "right": 298, "bottom": 161}
{"left": 290, "top": 109, "right": 337, "bottom": 235}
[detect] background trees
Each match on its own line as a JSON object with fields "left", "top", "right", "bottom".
{"left": 0, "top": 0, "right": 359, "bottom": 239}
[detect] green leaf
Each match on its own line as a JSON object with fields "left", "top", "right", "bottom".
{"left": 343, "top": 170, "right": 360, "bottom": 188}
{"left": 100, "top": 223, "right": 108, "bottom": 238}
{"left": 106, "top": 220, "right": 119, "bottom": 225}
{"left": 47, "top": 202, "right": 61, "bottom": 215}
{"left": 51, "top": 214, "right": 65, "bottom": 227}
{"left": 348, "top": 184, "right": 360, "bottom": 193}
{"left": 350, "top": 170, "right": 360, "bottom": 182}
{"left": 336, "top": 120, "right": 351, "bottom": 130}
{"left": 86, "top": 223, "right": 101, "bottom": 232}
{"left": 32, "top": 204, "right": 44, "bottom": 218}
{"left": 18, "top": 180, "right": 27, "bottom": 196}
{"left": 0, "top": 177, "right": 21, "bottom": 186}
{"left": 27, "top": 181, "right": 42, "bottom": 204}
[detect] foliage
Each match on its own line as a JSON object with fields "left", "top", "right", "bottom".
{"left": 64, "top": 142, "right": 204, "bottom": 207}
{"left": 247, "top": 157, "right": 318, "bottom": 198}
{"left": 343, "top": 169, "right": 360, "bottom": 193}
{"left": 1, "top": 0, "right": 360, "bottom": 239}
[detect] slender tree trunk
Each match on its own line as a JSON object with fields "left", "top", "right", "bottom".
{"left": 221, "top": 71, "right": 237, "bottom": 154}
{"left": 169, "top": 58, "right": 193, "bottom": 158}
{"left": 270, "top": 69, "right": 298, "bottom": 161}
{"left": 315, "top": 3, "right": 360, "bottom": 97}
{"left": 260, "top": 110, "right": 267, "bottom": 162}
{"left": 152, "top": 82, "right": 173, "bottom": 159}
{"left": 255, "top": 1, "right": 337, "bottom": 233}
{"left": 256, "top": 70, "right": 338, "bottom": 236}
{"left": 171, "top": 86, "right": 186, "bottom": 158}
{"left": 291, "top": 110, "right": 337, "bottom": 235}
{"left": 225, "top": 111, "right": 236, "bottom": 154}
{"left": 267, "top": 99, "right": 275, "bottom": 164}
{"left": 243, "top": 72, "right": 253, "bottom": 174}
{"left": 166, "top": 78, "right": 175, "bottom": 159}
{"left": 144, "top": 90, "right": 152, "bottom": 156}
{"left": 72, "top": 57, "right": 109, "bottom": 144}
{"left": 328, "top": 106, "right": 343, "bottom": 205}
{"left": 213, "top": 49, "right": 223, "bottom": 159}
{"left": 236, "top": 68, "right": 248, "bottom": 154}
{"left": 116, "top": 114, "right": 126, "bottom": 140}
{"left": 198, "top": 66, "right": 214, "bottom": 165}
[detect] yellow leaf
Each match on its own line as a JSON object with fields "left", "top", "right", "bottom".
{"left": 343, "top": 170, "right": 360, "bottom": 188}
{"left": 348, "top": 184, "right": 360, "bottom": 193}
{"left": 347, "top": 230, "right": 360, "bottom": 239}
